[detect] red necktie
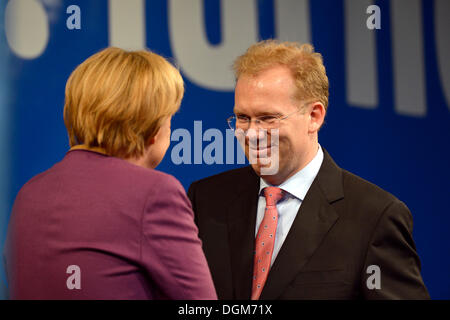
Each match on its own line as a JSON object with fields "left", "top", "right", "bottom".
{"left": 251, "top": 186, "right": 284, "bottom": 300}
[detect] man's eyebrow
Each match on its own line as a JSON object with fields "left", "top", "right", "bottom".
{"left": 233, "top": 108, "right": 283, "bottom": 117}
{"left": 233, "top": 108, "right": 245, "bottom": 115}
{"left": 256, "top": 111, "right": 283, "bottom": 117}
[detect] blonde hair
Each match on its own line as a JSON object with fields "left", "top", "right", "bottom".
{"left": 233, "top": 40, "right": 329, "bottom": 110}
{"left": 64, "top": 47, "right": 184, "bottom": 158}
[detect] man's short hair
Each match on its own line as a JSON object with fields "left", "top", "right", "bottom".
{"left": 233, "top": 40, "right": 329, "bottom": 110}
{"left": 64, "top": 47, "right": 184, "bottom": 158}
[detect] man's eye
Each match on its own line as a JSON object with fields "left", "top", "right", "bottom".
{"left": 259, "top": 116, "right": 278, "bottom": 123}
{"left": 236, "top": 116, "right": 249, "bottom": 122}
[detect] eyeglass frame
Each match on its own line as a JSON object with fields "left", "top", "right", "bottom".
{"left": 226, "top": 102, "right": 312, "bottom": 131}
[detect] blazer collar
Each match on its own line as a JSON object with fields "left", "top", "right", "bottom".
{"left": 226, "top": 149, "right": 344, "bottom": 300}
{"left": 314, "top": 149, "right": 345, "bottom": 204}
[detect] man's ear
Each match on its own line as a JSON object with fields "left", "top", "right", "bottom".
{"left": 308, "top": 102, "right": 326, "bottom": 133}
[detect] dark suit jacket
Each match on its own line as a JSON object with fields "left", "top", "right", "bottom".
{"left": 4, "top": 149, "right": 217, "bottom": 300}
{"left": 188, "top": 149, "right": 430, "bottom": 299}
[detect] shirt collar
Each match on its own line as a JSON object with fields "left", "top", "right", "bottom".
{"left": 259, "top": 144, "right": 324, "bottom": 201}
{"left": 69, "top": 144, "right": 108, "bottom": 155}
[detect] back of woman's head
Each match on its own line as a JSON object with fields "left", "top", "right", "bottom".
{"left": 64, "top": 47, "right": 184, "bottom": 158}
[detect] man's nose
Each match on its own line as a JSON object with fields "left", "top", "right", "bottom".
{"left": 246, "top": 122, "right": 265, "bottom": 136}
{"left": 246, "top": 126, "right": 267, "bottom": 147}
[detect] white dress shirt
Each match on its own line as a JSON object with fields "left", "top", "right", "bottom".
{"left": 255, "top": 145, "right": 324, "bottom": 267}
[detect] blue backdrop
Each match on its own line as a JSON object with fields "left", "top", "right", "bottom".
{"left": 1, "top": 0, "right": 449, "bottom": 299}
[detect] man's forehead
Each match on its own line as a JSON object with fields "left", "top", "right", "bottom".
{"left": 237, "top": 66, "right": 294, "bottom": 86}
{"left": 233, "top": 98, "right": 290, "bottom": 115}
{"left": 233, "top": 106, "right": 282, "bottom": 115}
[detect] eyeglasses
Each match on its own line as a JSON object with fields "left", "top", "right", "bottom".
{"left": 227, "top": 107, "right": 307, "bottom": 131}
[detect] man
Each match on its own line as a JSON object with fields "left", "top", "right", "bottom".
{"left": 188, "top": 40, "right": 429, "bottom": 299}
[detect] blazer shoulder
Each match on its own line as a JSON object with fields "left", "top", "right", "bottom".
{"left": 17, "top": 152, "right": 185, "bottom": 204}
{"left": 124, "top": 165, "right": 187, "bottom": 199}
{"left": 340, "top": 169, "right": 404, "bottom": 215}
{"left": 135, "top": 165, "right": 182, "bottom": 187}
{"left": 82, "top": 152, "right": 185, "bottom": 192}
{"left": 343, "top": 169, "right": 397, "bottom": 198}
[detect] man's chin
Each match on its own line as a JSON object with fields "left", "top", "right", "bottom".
{"left": 249, "top": 160, "right": 277, "bottom": 176}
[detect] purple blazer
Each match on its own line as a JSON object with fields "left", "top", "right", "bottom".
{"left": 4, "top": 149, "right": 217, "bottom": 300}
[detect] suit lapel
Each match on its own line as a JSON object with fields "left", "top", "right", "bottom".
{"left": 260, "top": 181, "right": 339, "bottom": 299}
{"left": 260, "top": 149, "right": 344, "bottom": 300}
{"left": 226, "top": 167, "right": 260, "bottom": 300}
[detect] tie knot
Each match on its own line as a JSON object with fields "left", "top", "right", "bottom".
{"left": 263, "top": 187, "right": 284, "bottom": 206}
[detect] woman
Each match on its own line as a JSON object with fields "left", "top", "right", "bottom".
{"left": 4, "top": 47, "right": 217, "bottom": 300}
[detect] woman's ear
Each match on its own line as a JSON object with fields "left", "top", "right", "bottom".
{"left": 146, "top": 125, "right": 162, "bottom": 147}
{"left": 147, "top": 136, "right": 156, "bottom": 146}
